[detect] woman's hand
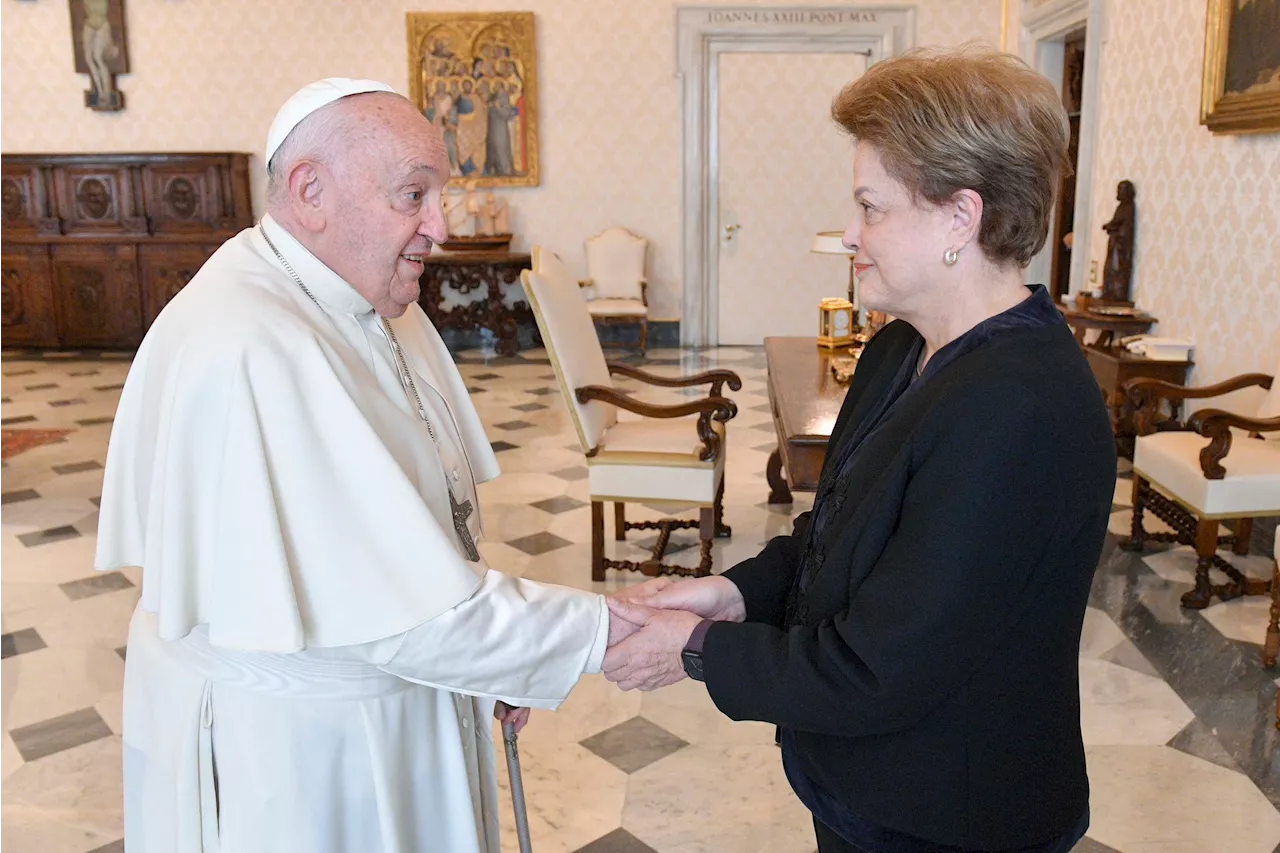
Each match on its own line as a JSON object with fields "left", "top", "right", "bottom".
{"left": 638, "top": 575, "right": 746, "bottom": 623}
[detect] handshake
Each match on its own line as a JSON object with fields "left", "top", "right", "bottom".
{"left": 601, "top": 575, "right": 746, "bottom": 692}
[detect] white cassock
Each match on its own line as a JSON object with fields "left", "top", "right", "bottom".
{"left": 95, "top": 214, "right": 608, "bottom": 853}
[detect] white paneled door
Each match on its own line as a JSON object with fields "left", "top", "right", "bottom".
{"left": 716, "top": 52, "right": 867, "bottom": 345}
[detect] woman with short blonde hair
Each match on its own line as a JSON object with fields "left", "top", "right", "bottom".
{"left": 604, "top": 46, "right": 1117, "bottom": 853}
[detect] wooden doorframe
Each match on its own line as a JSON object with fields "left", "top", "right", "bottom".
{"left": 1020, "top": 0, "right": 1105, "bottom": 298}
{"left": 676, "top": 6, "right": 915, "bottom": 347}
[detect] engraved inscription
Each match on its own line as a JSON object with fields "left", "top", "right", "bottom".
{"left": 1, "top": 179, "right": 26, "bottom": 220}
{"left": 706, "top": 9, "right": 878, "bottom": 24}
{"left": 2, "top": 268, "right": 25, "bottom": 327}
{"left": 76, "top": 178, "right": 113, "bottom": 220}
{"left": 165, "top": 177, "right": 199, "bottom": 219}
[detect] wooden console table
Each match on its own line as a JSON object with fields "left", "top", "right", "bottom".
{"left": 418, "top": 251, "right": 534, "bottom": 356}
{"left": 1061, "top": 305, "right": 1156, "bottom": 348}
{"left": 764, "top": 337, "right": 851, "bottom": 503}
{"left": 1085, "top": 346, "right": 1192, "bottom": 457}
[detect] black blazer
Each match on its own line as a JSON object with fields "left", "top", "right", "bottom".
{"left": 704, "top": 319, "right": 1116, "bottom": 850}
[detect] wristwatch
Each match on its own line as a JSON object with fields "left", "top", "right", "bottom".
{"left": 681, "top": 619, "right": 714, "bottom": 682}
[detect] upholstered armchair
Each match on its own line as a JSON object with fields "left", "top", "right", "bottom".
{"left": 522, "top": 247, "right": 741, "bottom": 580}
{"left": 1122, "top": 357, "right": 1280, "bottom": 609}
{"left": 580, "top": 227, "right": 650, "bottom": 354}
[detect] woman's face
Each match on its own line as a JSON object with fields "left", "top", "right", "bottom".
{"left": 842, "top": 141, "right": 956, "bottom": 317}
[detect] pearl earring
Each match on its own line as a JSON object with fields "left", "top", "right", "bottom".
{"left": 943, "top": 248, "right": 959, "bottom": 266}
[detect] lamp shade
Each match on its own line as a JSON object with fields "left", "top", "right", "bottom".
{"left": 811, "top": 230, "right": 854, "bottom": 255}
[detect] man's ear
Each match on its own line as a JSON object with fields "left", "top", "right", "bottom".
{"left": 287, "top": 161, "right": 326, "bottom": 233}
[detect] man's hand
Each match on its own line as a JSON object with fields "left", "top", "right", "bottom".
{"left": 607, "top": 596, "right": 648, "bottom": 646}
{"left": 602, "top": 598, "right": 702, "bottom": 691}
{"left": 639, "top": 575, "right": 746, "bottom": 623}
{"left": 494, "top": 702, "right": 531, "bottom": 734}
{"left": 609, "top": 576, "right": 677, "bottom": 605}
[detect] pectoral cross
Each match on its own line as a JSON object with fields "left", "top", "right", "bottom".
{"left": 449, "top": 487, "right": 481, "bottom": 562}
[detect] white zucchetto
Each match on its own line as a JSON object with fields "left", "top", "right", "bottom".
{"left": 265, "top": 77, "right": 397, "bottom": 167}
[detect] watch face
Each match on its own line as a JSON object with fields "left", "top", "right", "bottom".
{"left": 833, "top": 310, "right": 850, "bottom": 334}
{"left": 681, "top": 649, "right": 706, "bottom": 682}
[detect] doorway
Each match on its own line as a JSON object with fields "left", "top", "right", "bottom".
{"left": 1049, "top": 28, "right": 1086, "bottom": 302}
{"left": 676, "top": 6, "right": 916, "bottom": 346}
{"left": 715, "top": 51, "right": 868, "bottom": 345}
{"left": 1020, "top": 0, "right": 1103, "bottom": 299}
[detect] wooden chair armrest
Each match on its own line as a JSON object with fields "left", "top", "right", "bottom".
{"left": 1185, "top": 409, "right": 1280, "bottom": 480}
{"left": 575, "top": 385, "right": 737, "bottom": 461}
{"left": 1125, "top": 373, "right": 1274, "bottom": 436}
{"left": 606, "top": 362, "right": 743, "bottom": 396}
{"left": 1125, "top": 373, "right": 1273, "bottom": 405}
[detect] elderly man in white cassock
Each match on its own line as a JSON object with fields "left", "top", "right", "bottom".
{"left": 95, "top": 79, "right": 633, "bottom": 853}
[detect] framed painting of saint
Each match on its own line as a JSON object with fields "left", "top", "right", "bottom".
{"left": 406, "top": 11, "right": 540, "bottom": 187}
{"left": 1201, "top": 0, "right": 1280, "bottom": 134}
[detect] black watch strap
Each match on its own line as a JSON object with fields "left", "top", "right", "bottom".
{"left": 681, "top": 619, "right": 715, "bottom": 682}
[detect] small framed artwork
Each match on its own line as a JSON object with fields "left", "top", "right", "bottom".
{"left": 406, "top": 11, "right": 539, "bottom": 187}
{"left": 1200, "top": 0, "right": 1280, "bottom": 134}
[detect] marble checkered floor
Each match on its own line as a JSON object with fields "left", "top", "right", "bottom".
{"left": 2, "top": 346, "right": 1279, "bottom": 853}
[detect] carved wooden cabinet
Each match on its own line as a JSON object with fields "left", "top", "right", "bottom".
{"left": 1, "top": 152, "right": 252, "bottom": 349}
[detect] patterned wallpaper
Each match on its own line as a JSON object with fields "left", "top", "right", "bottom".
{"left": 1085, "top": 0, "right": 1280, "bottom": 402}
{"left": 1, "top": 0, "right": 1001, "bottom": 321}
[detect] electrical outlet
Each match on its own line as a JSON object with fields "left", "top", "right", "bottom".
{"left": 1089, "top": 260, "right": 1099, "bottom": 284}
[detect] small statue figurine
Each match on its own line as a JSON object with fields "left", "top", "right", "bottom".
{"left": 479, "top": 193, "right": 499, "bottom": 236}
{"left": 1101, "top": 180, "right": 1136, "bottom": 305}
{"left": 494, "top": 196, "right": 510, "bottom": 235}
{"left": 443, "top": 186, "right": 468, "bottom": 236}
{"left": 464, "top": 179, "right": 482, "bottom": 235}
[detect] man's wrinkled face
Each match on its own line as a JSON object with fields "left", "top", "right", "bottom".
{"left": 323, "top": 97, "right": 450, "bottom": 318}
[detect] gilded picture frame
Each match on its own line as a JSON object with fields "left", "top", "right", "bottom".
{"left": 1200, "top": 0, "right": 1280, "bottom": 135}
{"left": 406, "top": 11, "right": 540, "bottom": 187}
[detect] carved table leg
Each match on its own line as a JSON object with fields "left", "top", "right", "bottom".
{"left": 766, "top": 448, "right": 792, "bottom": 505}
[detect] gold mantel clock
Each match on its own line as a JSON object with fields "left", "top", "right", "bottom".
{"left": 817, "top": 298, "right": 855, "bottom": 349}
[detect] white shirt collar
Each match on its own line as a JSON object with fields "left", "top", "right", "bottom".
{"left": 257, "top": 214, "right": 374, "bottom": 316}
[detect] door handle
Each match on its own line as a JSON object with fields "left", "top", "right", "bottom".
{"left": 723, "top": 223, "right": 742, "bottom": 241}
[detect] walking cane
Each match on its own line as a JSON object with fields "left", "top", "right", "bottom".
{"left": 497, "top": 702, "right": 533, "bottom": 853}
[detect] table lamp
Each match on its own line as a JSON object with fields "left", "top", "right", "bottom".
{"left": 811, "top": 230, "right": 860, "bottom": 332}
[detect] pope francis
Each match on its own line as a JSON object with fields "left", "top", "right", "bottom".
{"left": 95, "top": 79, "right": 625, "bottom": 852}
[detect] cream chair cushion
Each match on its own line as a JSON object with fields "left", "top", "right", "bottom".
{"left": 588, "top": 416, "right": 725, "bottom": 504}
{"left": 1134, "top": 431, "right": 1280, "bottom": 516}
{"left": 585, "top": 228, "right": 647, "bottom": 301}
{"left": 524, "top": 249, "right": 617, "bottom": 452}
{"left": 587, "top": 298, "right": 648, "bottom": 317}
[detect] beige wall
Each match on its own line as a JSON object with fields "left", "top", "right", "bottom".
{"left": 1085, "top": 0, "right": 1280, "bottom": 400}
{"left": 1, "top": 0, "right": 1001, "bottom": 321}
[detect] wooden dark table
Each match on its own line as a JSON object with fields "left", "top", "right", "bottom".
{"left": 764, "top": 337, "right": 852, "bottom": 503}
{"left": 1060, "top": 305, "right": 1156, "bottom": 348}
{"left": 1085, "top": 346, "right": 1192, "bottom": 457}
{"left": 419, "top": 250, "right": 533, "bottom": 355}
